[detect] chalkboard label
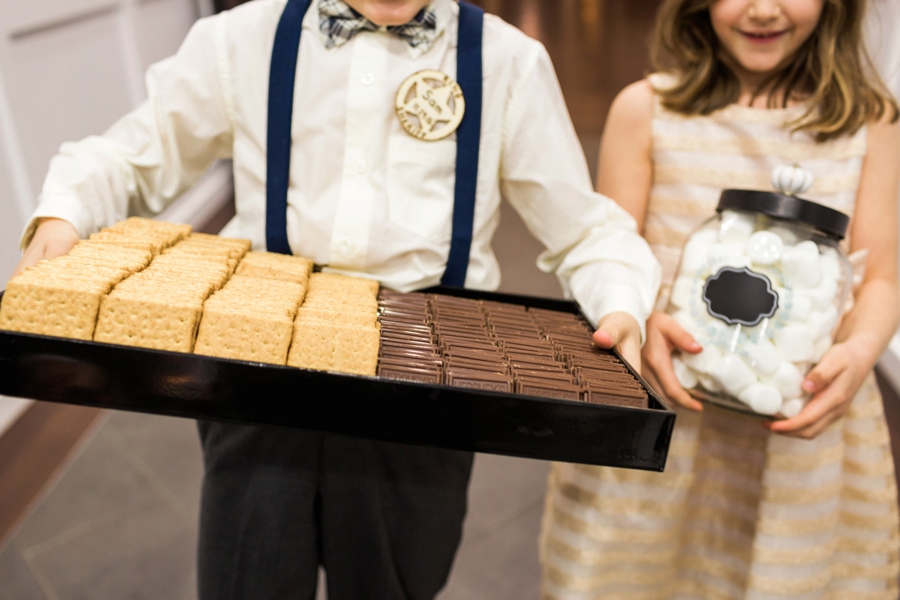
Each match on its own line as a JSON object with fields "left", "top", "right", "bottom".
{"left": 702, "top": 267, "right": 779, "bottom": 327}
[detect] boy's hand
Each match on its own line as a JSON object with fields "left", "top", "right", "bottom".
{"left": 641, "top": 312, "right": 704, "bottom": 412}
{"left": 593, "top": 311, "right": 642, "bottom": 372}
{"left": 12, "top": 218, "right": 80, "bottom": 280}
{"left": 766, "top": 337, "right": 875, "bottom": 439}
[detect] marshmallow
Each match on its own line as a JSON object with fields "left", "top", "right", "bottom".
{"left": 697, "top": 373, "right": 723, "bottom": 393}
{"left": 801, "top": 277, "right": 838, "bottom": 311}
{"left": 680, "top": 230, "right": 718, "bottom": 274}
{"left": 737, "top": 383, "right": 783, "bottom": 415}
{"left": 780, "top": 398, "right": 806, "bottom": 418}
{"left": 773, "top": 324, "right": 814, "bottom": 362}
{"left": 670, "top": 276, "right": 696, "bottom": 310}
{"left": 719, "top": 210, "right": 756, "bottom": 243}
{"left": 780, "top": 290, "right": 811, "bottom": 322}
{"left": 708, "top": 242, "right": 751, "bottom": 273}
{"left": 760, "top": 361, "right": 804, "bottom": 398}
{"left": 672, "top": 356, "right": 699, "bottom": 389}
{"left": 711, "top": 355, "right": 757, "bottom": 396}
{"left": 746, "top": 230, "right": 784, "bottom": 265}
{"left": 694, "top": 311, "right": 731, "bottom": 346}
{"left": 781, "top": 241, "right": 823, "bottom": 289}
{"left": 681, "top": 344, "right": 723, "bottom": 375}
{"left": 812, "top": 336, "right": 831, "bottom": 363}
{"left": 742, "top": 338, "right": 782, "bottom": 376}
{"left": 807, "top": 305, "right": 839, "bottom": 341}
{"left": 768, "top": 224, "right": 798, "bottom": 246}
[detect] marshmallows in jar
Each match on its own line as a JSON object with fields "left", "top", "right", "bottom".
{"left": 667, "top": 169, "right": 851, "bottom": 417}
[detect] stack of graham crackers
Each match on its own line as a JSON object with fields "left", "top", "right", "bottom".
{"left": 88, "top": 217, "right": 192, "bottom": 254}
{"left": 0, "top": 218, "right": 183, "bottom": 340}
{"left": 288, "top": 273, "right": 380, "bottom": 375}
{"left": 0, "top": 218, "right": 383, "bottom": 377}
{"left": 93, "top": 232, "right": 251, "bottom": 352}
{"left": 194, "top": 252, "right": 312, "bottom": 365}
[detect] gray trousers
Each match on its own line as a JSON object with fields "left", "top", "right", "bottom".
{"left": 196, "top": 422, "right": 474, "bottom": 600}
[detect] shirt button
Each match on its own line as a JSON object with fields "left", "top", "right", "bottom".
{"left": 361, "top": 73, "right": 375, "bottom": 86}
{"left": 338, "top": 240, "right": 358, "bottom": 257}
{"left": 354, "top": 158, "right": 367, "bottom": 173}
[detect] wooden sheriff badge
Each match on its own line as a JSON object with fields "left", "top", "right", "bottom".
{"left": 395, "top": 70, "right": 465, "bottom": 141}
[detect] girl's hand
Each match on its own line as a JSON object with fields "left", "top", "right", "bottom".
{"left": 12, "top": 218, "right": 81, "bottom": 280}
{"left": 594, "top": 311, "right": 642, "bottom": 373}
{"left": 767, "top": 338, "right": 875, "bottom": 439}
{"left": 642, "top": 312, "right": 704, "bottom": 411}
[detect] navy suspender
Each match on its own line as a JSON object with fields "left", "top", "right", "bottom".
{"left": 265, "top": 0, "right": 312, "bottom": 255}
{"left": 441, "top": 2, "right": 483, "bottom": 287}
{"left": 265, "top": 0, "right": 484, "bottom": 287}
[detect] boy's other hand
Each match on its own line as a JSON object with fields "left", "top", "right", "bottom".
{"left": 12, "top": 218, "right": 80, "bottom": 281}
{"left": 593, "top": 311, "right": 642, "bottom": 372}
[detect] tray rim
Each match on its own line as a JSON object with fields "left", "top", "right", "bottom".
{"left": 0, "top": 287, "right": 676, "bottom": 470}
{"left": 0, "top": 286, "right": 673, "bottom": 416}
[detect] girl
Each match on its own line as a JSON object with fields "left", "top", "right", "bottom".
{"left": 541, "top": 0, "right": 900, "bottom": 597}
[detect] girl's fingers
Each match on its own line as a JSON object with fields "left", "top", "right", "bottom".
{"left": 775, "top": 404, "right": 844, "bottom": 439}
{"left": 769, "top": 371, "right": 851, "bottom": 435}
{"left": 645, "top": 344, "right": 703, "bottom": 411}
{"left": 802, "top": 346, "right": 847, "bottom": 393}
{"left": 658, "top": 317, "right": 702, "bottom": 354}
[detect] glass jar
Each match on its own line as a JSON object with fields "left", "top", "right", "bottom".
{"left": 666, "top": 189, "right": 852, "bottom": 418}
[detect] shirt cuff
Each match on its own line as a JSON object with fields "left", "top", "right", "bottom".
{"left": 21, "top": 195, "right": 92, "bottom": 250}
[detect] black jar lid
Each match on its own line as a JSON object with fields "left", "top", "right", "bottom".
{"left": 717, "top": 189, "right": 850, "bottom": 240}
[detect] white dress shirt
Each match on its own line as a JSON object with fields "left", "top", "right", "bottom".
{"left": 24, "top": 0, "right": 660, "bottom": 333}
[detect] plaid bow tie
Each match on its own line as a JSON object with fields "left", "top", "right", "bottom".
{"left": 318, "top": 0, "right": 438, "bottom": 51}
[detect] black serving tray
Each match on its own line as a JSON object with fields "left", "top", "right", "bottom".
{"left": 0, "top": 287, "right": 675, "bottom": 471}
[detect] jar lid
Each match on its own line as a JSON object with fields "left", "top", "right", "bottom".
{"left": 717, "top": 189, "right": 850, "bottom": 240}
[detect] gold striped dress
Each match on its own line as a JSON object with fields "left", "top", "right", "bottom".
{"left": 539, "top": 76, "right": 900, "bottom": 599}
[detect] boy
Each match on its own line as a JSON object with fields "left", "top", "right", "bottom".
{"left": 14, "top": 0, "right": 661, "bottom": 598}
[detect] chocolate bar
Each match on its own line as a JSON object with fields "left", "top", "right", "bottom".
{"left": 375, "top": 290, "right": 654, "bottom": 409}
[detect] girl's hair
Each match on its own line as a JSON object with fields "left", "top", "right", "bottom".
{"left": 651, "top": 0, "right": 899, "bottom": 141}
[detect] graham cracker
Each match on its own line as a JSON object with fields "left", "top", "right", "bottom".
{"left": 287, "top": 318, "right": 337, "bottom": 371}
{"left": 287, "top": 317, "right": 380, "bottom": 375}
{"left": 234, "top": 262, "right": 309, "bottom": 285}
{"left": 295, "top": 307, "right": 376, "bottom": 327}
{"left": 94, "top": 292, "right": 203, "bottom": 352}
{"left": 333, "top": 325, "right": 380, "bottom": 375}
{"left": 0, "top": 278, "right": 107, "bottom": 340}
{"left": 194, "top": 308, "right": 293, "bottom": 365}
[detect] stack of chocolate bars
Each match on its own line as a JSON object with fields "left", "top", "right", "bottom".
{"left": 376, "top": 291, "right": 650, "bottom": 409}
{"left": 377, "top": 292, "right": 443, "bottom": 384}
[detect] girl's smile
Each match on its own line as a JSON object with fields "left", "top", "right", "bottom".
{"left": 711, "top": 0, "right": 824, "bottom": 92}
{"left": 738, "top": 28, "right": 791, "bottom": 44}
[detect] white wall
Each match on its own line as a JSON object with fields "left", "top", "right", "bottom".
{"left": 0, "top": 0, "right": 208, "bottom": 432}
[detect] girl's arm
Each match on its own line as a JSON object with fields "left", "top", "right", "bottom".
{"left": 596, "top": 80, "right": 704, "bottom": 410}
{"left": 596, "top": 81, "right": 654, "bottom": 226}
{"left": 769, "top": 115, "right": 900, "bottom": 438}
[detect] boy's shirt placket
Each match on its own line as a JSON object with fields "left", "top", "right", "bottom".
{"left": 330, "top": 31, "right": 391, "bottom": 271}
